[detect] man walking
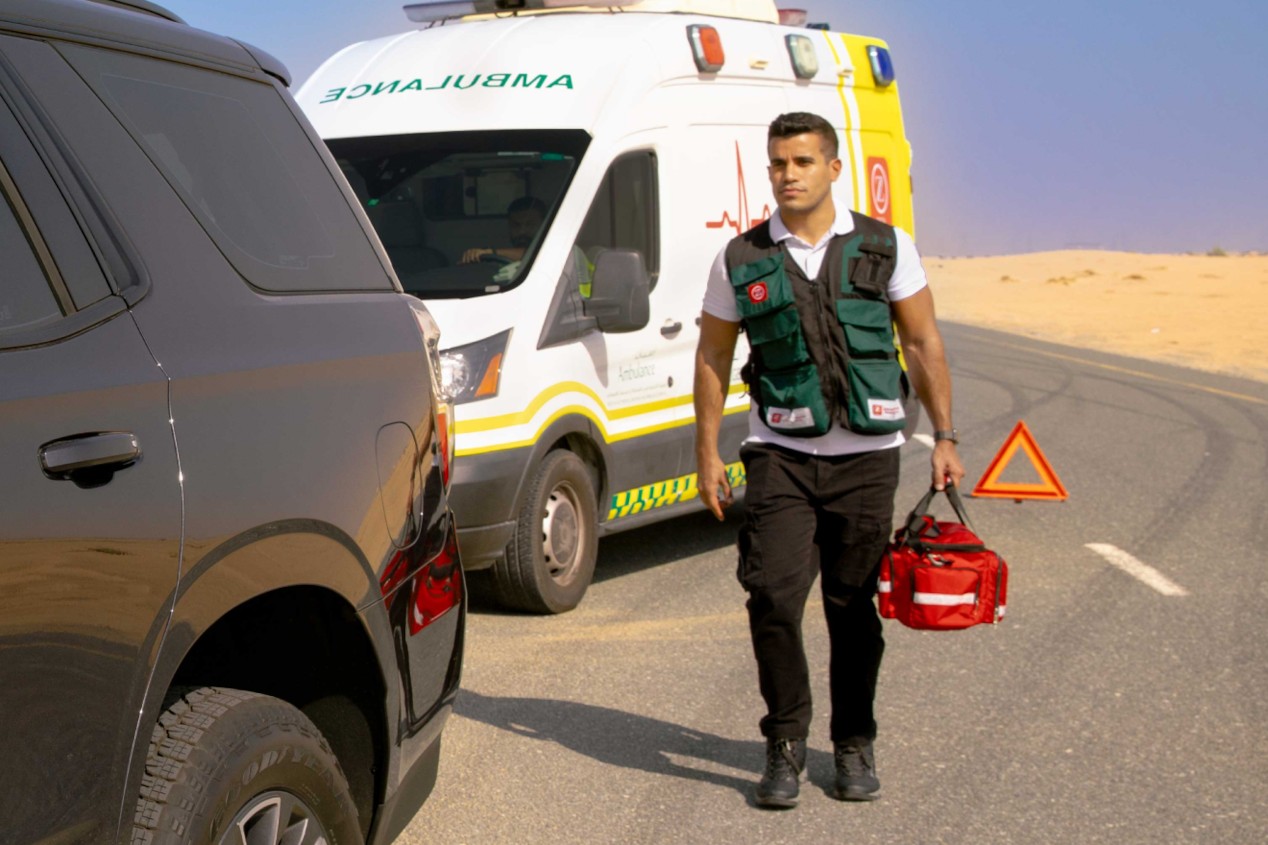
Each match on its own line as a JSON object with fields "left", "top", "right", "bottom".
{"left": 693, "top": 113, "right": 964, "bottom": 807}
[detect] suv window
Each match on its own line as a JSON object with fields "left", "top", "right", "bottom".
{"left": 574, "top": 151, "right": 660, "bottom": 290}
{"left": 0, "top": 66, "right": 111, "bottom": 314}
{"left": 61, "top": 44, "right": 390, "bottom": 293}
{"left": 0, "top": 181, "right": 60, "bottom": 336}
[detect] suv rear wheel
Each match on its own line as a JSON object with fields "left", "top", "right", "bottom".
{"left": 133, "top": 687, "right": 361, "bottom": 845}
{"left": 491, "top": 449, "right": 599, "bottom": 614}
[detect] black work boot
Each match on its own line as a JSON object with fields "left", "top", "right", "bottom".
{"left": 755, "top": 738, "right": 807, "bottom": 809}
{"left": 833, "top": 740, "right": 880, "bottom": 801}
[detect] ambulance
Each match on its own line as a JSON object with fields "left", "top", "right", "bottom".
{"left": 297, "top": 0, "right": 919, "bottom": 613}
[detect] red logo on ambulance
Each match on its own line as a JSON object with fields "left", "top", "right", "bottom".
{"left": 748, "top": 282, "right": 768, "bottom": 304}
{"left": 867, "top": 157, "right": 892, "bottom": 224}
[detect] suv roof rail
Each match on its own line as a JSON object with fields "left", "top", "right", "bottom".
{"left": 84, "top": 0, "right": 187, "bottom": 25}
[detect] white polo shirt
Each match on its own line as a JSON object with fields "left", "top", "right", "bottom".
{"left": 701, "top": 202, "right": 928, "bottom": 456}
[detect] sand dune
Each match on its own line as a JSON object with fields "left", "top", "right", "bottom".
{"left": 924, "top": 251, "right": 1268, "bottom": 382}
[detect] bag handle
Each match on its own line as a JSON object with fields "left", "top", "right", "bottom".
{"left": 905, "top": 482, "right": 977, "bottom": 536}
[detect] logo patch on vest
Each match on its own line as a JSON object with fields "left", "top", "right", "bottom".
{"left": 748, "top": 282, "right": 768, "bottom": 304}
{"left": 868, "top": 398, "right": 905, "bottom": 421}
{"left": 766, "top": 406, "right": 813, "bottom": 430}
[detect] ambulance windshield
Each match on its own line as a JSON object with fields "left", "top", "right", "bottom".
{"left": 328, "top": 129, "right": 589, "bottom": 299}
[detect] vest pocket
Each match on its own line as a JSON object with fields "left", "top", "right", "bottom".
{"left": 846, "top": 359, "right": 906, "bottom": 434}
{"left": 757, "top": 363, "right": 831, "bottom": 436}
{"left": 746, "top": 307, "right": 809, "bottom": 370}
{"left": 731, "top": 255, "right": 793, "bottom": 319}
{"left": 836, "top": 298, "right": 895, "bottom": 358}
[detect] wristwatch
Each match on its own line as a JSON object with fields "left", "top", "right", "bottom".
{"left": 933, "top": 429, "right": 959, "bottom": 444}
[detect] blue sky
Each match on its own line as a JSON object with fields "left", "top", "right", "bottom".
{"left": 165, "top": 0, "right": 1267, "bottom": 256}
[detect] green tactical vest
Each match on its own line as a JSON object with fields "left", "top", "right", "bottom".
{"left": 726, "top": 212, "right": 908, "bottom": 438}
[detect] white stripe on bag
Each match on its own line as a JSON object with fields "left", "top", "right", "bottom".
{"left": 913, "top": 591, "right": 977, "bottom": 606}
{"left": 877, "top": 580, "right": 892, "bottom": 593}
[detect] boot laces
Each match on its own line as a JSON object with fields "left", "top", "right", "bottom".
{"left": 765, "top": 739, "right": 801, "bottom": 779}
{"left": 835, "top": 744, "right": 873, "bottom": 778}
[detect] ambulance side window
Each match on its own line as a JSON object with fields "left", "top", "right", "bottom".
{"left": 574, "top": 151, "right": 660, "bottom": 290}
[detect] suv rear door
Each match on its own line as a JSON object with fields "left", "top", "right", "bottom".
{"left": 0, "top": 83, "right": 182, "bottom": 845}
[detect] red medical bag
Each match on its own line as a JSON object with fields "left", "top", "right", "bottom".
{"left": 879, "top": 485, "right": 1008, "bottom": 630}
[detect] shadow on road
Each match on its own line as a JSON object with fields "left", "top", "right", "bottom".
{"left": 593, "top": 505, "right": 744, "bottom": 584}
{"left": 455, "top": 690, "right": 833, "bottom": 805}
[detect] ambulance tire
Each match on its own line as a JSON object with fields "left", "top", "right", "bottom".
{"left": 492, "top": 449, "right": 599, "bottom": 614}
{"left": 133, "top": 687, "right": 361, "bottom": 845}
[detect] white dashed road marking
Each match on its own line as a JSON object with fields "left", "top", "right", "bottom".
{"left": 1085, "top": 543, "right": 1190, "bottom": 596}
{"left": 912, "top": 433, "right": 936, "bottom": 449}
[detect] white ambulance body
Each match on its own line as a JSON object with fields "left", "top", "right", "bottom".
{"left": 298, "top": 0, "right": 918, "bottom": 612}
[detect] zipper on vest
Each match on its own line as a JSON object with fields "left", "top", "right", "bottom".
{"left": 808, "top": 272, "right": 844, "bottom": 417}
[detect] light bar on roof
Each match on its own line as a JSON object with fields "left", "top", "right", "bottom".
{"left": 404, "top": 0, "right": 640, "bottom": 22}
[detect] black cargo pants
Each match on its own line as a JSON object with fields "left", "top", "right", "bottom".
{"left": 738, "top": 443, "right": 899, "bottom": 743}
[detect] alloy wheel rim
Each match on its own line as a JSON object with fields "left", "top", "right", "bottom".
{"left": 541, "top": 480, "right": 584, "bottom": 585}
{"left": 219, "top": 791, "right": 329, "bottom": 845}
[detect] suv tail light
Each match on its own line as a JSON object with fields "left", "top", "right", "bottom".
{"left": 436, "top": 401, "right": 455, "bottom": 487}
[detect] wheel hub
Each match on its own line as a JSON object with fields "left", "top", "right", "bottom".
{"left": 220, "top": 791, "right": 329, "bottom": 845}
{"left": 542, "top": 481, "right": 583, "bottom": 584}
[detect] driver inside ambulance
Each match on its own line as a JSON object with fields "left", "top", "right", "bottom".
{"left": 459, "top": 196, "right": 547, "bottom": 264}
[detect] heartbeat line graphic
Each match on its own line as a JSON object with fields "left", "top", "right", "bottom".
{"left": 706, "top": 142, "right": 772, "bottom": 235}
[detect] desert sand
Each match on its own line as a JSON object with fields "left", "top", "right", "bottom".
{"left": 924, "top": 251, "right": 1268, "bottom": 382}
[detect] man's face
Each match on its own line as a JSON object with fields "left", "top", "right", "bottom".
{"left": 508, "top": 208, "right": 544, "bottom": 248}
{"left": 767, "top": 133, "right": 842, "bottom": 216}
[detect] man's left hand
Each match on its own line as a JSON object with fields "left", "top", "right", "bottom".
{"left": 932, "top": 441, "right": 966, "bottom": 491}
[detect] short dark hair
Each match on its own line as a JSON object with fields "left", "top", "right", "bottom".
{"left": 507, "top": 196, "right": 548, "bottom": 218}
{"left": 768, "top": 112, "right": 839, "bottom": 160}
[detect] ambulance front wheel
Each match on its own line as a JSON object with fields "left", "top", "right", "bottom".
{"left": 491, "top": 449, "right": 599, "bottom": 614}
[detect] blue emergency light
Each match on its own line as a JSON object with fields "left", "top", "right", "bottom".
{"left": 867, "top": 45, "right": 895, "bottom": 87}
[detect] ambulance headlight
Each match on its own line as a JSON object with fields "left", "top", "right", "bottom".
{"left": 867, "top": 45, "right": 895, "bottom": 87}
{"left": 439, "top": 329, "right": 510, "bottom": 405}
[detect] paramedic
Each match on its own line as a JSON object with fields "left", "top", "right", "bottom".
{"left": 460, "top": 196, "right": 547, "bottom": 264}
{"left": 692, "top": 112, "right": 964, "bottom": 807}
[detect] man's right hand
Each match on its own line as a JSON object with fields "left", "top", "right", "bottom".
{"left": 696, "top": 451, "right": 734, "bottom": 521}
{"left": 460, "top": 248, "right": 492, "bottom": 264}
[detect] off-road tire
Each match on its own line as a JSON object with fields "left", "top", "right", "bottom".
{"left": 491, "top": 449, "right": 599, "bottom": 614}
{"left": 132, "top": 687, "right": 361, "bottom": 845}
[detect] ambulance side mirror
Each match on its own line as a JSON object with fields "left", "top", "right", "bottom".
{"left": 584, "top": 249, "right": 650, "bottom": 333}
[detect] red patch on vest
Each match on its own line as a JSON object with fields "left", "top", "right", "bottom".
{"left": 748, "top": 282, "right": 768, "bottom": 304}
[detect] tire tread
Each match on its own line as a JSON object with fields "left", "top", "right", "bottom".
{"left": 131, "top": 687, "right": 356, "bottom": 845}
{"left": 490, "top": 449, "right": 597, "bottom": 613}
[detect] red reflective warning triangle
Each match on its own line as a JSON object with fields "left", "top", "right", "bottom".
{"left": 971, "top": 421, "right": 1068, "bottom": 501}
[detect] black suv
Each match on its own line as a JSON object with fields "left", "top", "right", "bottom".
{"left": 0, "top": 2, "right": 464, "bottom": 844}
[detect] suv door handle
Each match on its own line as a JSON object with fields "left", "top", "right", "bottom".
{"left": 40, "top": 432, "right": 141, "bottom": 488}
{"left": 660, "top": 321, "right": 683, "bottom": 337}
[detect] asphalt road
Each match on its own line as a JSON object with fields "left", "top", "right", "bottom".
{"left": 406, "top": 323, "right": 1268, "bottom": 845}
